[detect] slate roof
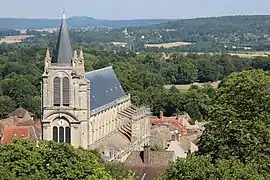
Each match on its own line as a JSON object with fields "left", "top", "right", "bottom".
{"left": 7, "top": 107, "right": 34, "bottom": 118}
{"left": 85, "top": 66, "right": 126, "bottom": 111}
{"left": 52, "top": 12, "right": 73, "bottom": 64}
{"left": 124, "top": 150, "right": 174, "bottom": 180}
{"left": 125, "top": 151, "right": 174, "bottom": 166}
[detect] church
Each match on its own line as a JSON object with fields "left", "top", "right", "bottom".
{"left": 41, "top": 13, "right": 150, "bottom": 162}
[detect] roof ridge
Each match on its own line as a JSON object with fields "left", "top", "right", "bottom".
{"left": 85, "top": 66, "right": 113, "bottom": 75}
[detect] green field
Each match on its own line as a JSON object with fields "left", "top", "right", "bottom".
{"left": 164, "top": 81, "right": 220, "bottom": 91}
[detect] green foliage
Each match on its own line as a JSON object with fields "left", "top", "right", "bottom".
{"left": 104, "top": 163, "right": 132, "bottom": 180}
{"left": 0, "top": 95, "right": 16, "bottom": 118}
{"left": 198, "top": 70, "right": 270, "bottom": 162}
{"left": 0, "top": 139, "right": 115, "bottom": 180}
{"left": 150, "top": 144, "right": 163, "bottom": 151}
{"left": 159, "top": 70, "right": 270, "bottom": 180}
{"left": 19, "top": 15, "right": 270, "bottom": 52}
{"left": 159, "top": 155, "right": 270, "bottom": 180}
{"left": 0, "top": 45, "right": 269, "bottom": 121}
{"left": 173, "top": 61, "right": 197, "bottom": 84}
{"left": 0, "top": 165, "right": 16, "bottom": 180}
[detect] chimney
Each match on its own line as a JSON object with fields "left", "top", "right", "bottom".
{"left": 176, "top": 132, "right": 180, "bottom": 142}
{"left": 159, "top": 111, "right": 164, "bottom": 120}
{"left": 176, "top": 114, "right": 180, "bottom": 121}
{"left": 143, "top": 145, "right": 150, "bottom": 164}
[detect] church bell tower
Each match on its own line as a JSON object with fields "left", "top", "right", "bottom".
{"left": 42, "top": 11, "right": 90, "bottom": 148}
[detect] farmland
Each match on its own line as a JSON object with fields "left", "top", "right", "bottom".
{"left": 164, "top": 81, "right": 220, "bottom": 91}
{"left": 144, "top": 41, "right": 194, "bottom": 48}
{"left": 0, "top": 35, "right": 34, "bottom": 44}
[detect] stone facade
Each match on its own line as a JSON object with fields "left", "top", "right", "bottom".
{"left": 41, "top": 13, "right": 149, "bottom": 162}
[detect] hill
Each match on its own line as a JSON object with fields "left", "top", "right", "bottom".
{"left": 0, "top": 16, "right": 170, "bottom": 29}
{"left": 5, "top": 15, "right": 270, "bottom": 52}
{"left": 124, "top": 15, "right": 270, "bottom": 51}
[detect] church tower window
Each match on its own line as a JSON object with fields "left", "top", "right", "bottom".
{"left": 62, "top": 77, "right": 70, "bottom": 106}
{"left": 52, "top": 119, "right": 71, "bottom": 144}
{"left": 53, "top": 77, "right": 61, "bottom": 106}
{"left": 65, "top": 127, "right": 71, "bottom": 144}
{"left": 59, "top": 127, "right": 65, "bottom": 142}
{"left": 53, "top": 126, "right": 58, "bottom": 142}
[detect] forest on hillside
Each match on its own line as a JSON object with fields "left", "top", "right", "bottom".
{"left": 0, "top": 44, "right": 269, "bottom": 122}
{"left": 0, "top": 44, "right": 269, "bottom": 179}
{"left": 0, "top": 17, "right": 169, "bottom": 29}
{"left": 17, "top": 15, "right": 270, "bottom": 52}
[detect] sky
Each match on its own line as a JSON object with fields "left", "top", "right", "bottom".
{"left": 1, "top": 0, "right": 270, "bottom": 20}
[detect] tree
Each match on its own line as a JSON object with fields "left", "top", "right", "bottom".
{"left": 150, "top": 144, "right": 163, "bottom": 151}
{"left": 198, "top": 70, "right": 270, "bottom": 162}
{"left": 0, "top": 75, "right": 39, "bottom": 114}
{"left": 0, "top": 165, "right": 16, "bottom": 180}
{"left": 0, "top": 95, "right": 16, "bottom": 118}
{"left": 104, "top": 163, "right": 132, "bottom": 180}
{"left": 174, "top": 61, "right": 197, "bottom": 84}
{"left": 159, "top": 155, "right": 269, "bottom": 180}
{"left": 0, "top": 139, "right": 116, "bottom": 180}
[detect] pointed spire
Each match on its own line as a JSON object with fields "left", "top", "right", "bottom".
{"left": 62, "top": 8, "right": 66, "bottom": 19}
{"left": 79, "top": 47, "right": 84, "bottom": 59}
{"left": 45, "top": 48, "right": 50, "bottom": 59}
{"left": 73, "top": 50, "right": 78, "bottom": 59}
{"left": 52, "top": 10, "right": 73, "bottom": 64}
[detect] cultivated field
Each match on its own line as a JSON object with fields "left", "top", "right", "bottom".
{"left": 229, "top": 51, "right": 270, "bottom": 57}
{"left": 144, "top": 41, "right": 194, "bottom": 48}
{"left": 110, "top": 42, "right": 127, "bottom": 46}
{"left": 164, "top": 81, "right": 220, "bottom": 91}
{"left": 0, "top": 35, "right": 34, "bottom": 44}
{"left": 177, "top": 51, "right": 270, "bottom": 58}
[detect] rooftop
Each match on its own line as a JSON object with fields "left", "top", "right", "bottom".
{"left": 85, "top": 66, "right": 126, "bottom": 111}
{"left": 124, "top": 149, "right": 174, "bottom": 180}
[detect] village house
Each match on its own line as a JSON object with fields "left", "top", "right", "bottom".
{"left": 0, "top": 107, "right": 41, "bottom": 144}
{"left": 124, "top": 145, "right": 175, "bottom": 180}
{"left": 149, "top": 111, "right": 204, "bottom": 158}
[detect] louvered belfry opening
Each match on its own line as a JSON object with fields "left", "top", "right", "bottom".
{"left": 62, "top": 77, "right": 70, "bottom": 106}
{"left": 53, "top": 77, "right": 61, "bottom": 106}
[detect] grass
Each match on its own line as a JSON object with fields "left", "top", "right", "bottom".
{"left": 110, "top": 42, "right": 127, "bottom": 46}
{"left": 176, "top": 51, "right": 270, "bottom": 58}
{"left": 164, "top": 81, "right": 220, "bottom": 91}
{"left": 144, "top": 41, "right": 194, "bottom": 48}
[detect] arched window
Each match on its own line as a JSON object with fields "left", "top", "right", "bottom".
{"left": 53, "top": 126, "right": 58, "bottom": 142}
{"left": 65, "top": 127, "right": 71, "bottom": 144}
{"left": 59, "top": 127, "right": 64, "bottom": 143}
{"left": 53, "top": 77, "right": 61, "bottom": 106}
{"left": 52, "top": 119, "right": 71, "bottom": 143}
{"left": 62, "top": 77, "right": 70, "bottom": 106}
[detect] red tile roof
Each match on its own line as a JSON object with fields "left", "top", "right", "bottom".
{"left": 0, "top": 108, "right": 41, "bottom": 143}
{"left": 1, "top": 126, "right": 30, "bottom": 144}
{"left": 150, "top": 116, "right": 188, "bottom": 135}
